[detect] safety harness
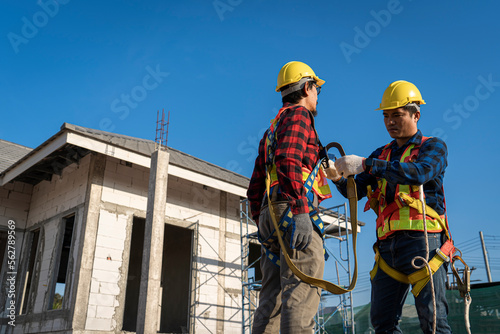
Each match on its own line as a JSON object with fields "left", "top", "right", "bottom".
{"left": 259, "top": 106, "right": 329, "bottom": 266}
{"left": 367, "top": 137, "right": 470, "bottom": 304}
{"left": 261, "top": 106, "right": 359, "bottom": 294}
{"left": 366, "top": 137, "right": 447, "bottom": 240}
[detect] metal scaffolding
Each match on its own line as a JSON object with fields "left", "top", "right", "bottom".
{"left": 240, "top": 199, "right": 359, "bottom": 334}
{"left": 240, "top": 199, "right": 260, "bottom": 333}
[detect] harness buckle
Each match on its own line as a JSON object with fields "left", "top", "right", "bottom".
{"left": 436, "top": 239, "right": 456, "bottom": 262}
{"left": 436, "top": 247, "right": 451, "bottom": 262}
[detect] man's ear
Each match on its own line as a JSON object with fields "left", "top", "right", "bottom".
{"left": 303, "top": 81, "right": 312, "bottom": 96}
{"left": 414, "top": 110, "right": 421, "bottom": 123}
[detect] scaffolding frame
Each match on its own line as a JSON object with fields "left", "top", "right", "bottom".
{"left": 240, "top": 199, "right": 260, "bottom": 333}
{"left": 240, "top": 199, "right": 357, "bottom": 334}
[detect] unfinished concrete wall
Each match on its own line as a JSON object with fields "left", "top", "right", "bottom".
{"left": 4, "top": 156, "right": 91, "bottom": 334}
{"left": 79, "top": 156, "right": 150, "bottom": 332}
{"left": 27, "top": 155, "right": 90, "bottom": 228}
{"left": 222, "top": 193, "right": 247, "bottom": 334}
{"left": 101, "top": 156, "right": 149, "bottom": 212}
{"left": 0, "top": 181, "right": 32, "bottom": 331}
{"left": 91, "top": 156, "right": 244, "bottom": 333}
{"left": 166, "top": 175, "right": 244, "bottom": 334}
{"left": 85, "top": 210, "right": 127, "bottom": 331}
{"left": 98, "top": 158, "right": 246, "bottom": 333}
{"left": 1, "top": 150, "right": 247, "bottom": 333}
{"left": 0, "top": 181, "right": 32, "bottom": 229}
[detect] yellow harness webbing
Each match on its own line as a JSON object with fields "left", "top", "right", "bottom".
{"left": 265, "top": 168, "right": 359, "bottom": 295}
{"left": 370, "top": 244, "right": 447, "bottom": 297}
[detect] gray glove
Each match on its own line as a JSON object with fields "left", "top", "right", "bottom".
{"left": 291, "top": 213, "right": 313, "bottom": 251}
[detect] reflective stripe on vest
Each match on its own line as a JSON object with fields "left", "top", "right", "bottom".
{"left": 367, "top": 137, "right": 445, "bottom": 240}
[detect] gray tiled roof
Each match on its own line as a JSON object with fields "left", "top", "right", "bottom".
{"left": 62, "top": 123, "right": 250, "bottom": 189}
{"left": 0, "top": 139, "right": 32, "bottom": 174}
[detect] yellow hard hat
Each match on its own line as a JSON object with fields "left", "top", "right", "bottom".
{"left": 375, "top": 80, "right": 426, "bottom": 111}
{"left": 276, "top": 61, "right": 325, "bottom": 93}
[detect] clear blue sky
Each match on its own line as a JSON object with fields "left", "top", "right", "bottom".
{"left": 3, "top": 0, "right": 500, "bottom": 307}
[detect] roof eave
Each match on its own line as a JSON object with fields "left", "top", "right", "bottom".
{"left": 1, "top": 125, "right": 248, "bottom": 197}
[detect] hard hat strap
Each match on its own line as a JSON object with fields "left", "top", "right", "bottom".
{"left": 280, "top": 77, "right": 314, "bottom": 97}
{"left": 405, "top": 102, "right": 420, "bottom": 112}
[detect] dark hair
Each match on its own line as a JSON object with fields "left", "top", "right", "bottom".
{"left": 281, "top": 80, "right": 315, "bottom": 104}
{"left": 403, "top": 103, "right": 420, "bottom": 116}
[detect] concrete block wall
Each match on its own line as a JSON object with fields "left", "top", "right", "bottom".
{"left": 85, "top": 210, "right": 128, "bottom": 332}
{"left": 166, "top": 177, "right": 221, "bottom": 328}
{"left": 27, "top": 154, "right": 90, "bottom": 228}
{"left": 162, "top": 172, "right": 247, "bottom": 333}
{"left": 101, "top": 158, "right": 244, "bottom": 333}
{"left": 0, "top": 181, "right": 33, "bottom": 229}
{"left": 166, "top": 171, "right": 227, "bottom": 333}
{"left": 101, "top": 156, "right": 149, "bottom": 211}
{"left": 1, "top": 151, "right": 247, "bottom": 333}
{"left": 223, "top": 236, "right": 245, "bottom": 333}
{"left": 223, "top": 194, "right": 246, "bottom": 334}
{"left": 0, "top": 180, "right": 32, "bottom": 322}
{"left": 7, "top": 152, "right": 89, "bottom": 333}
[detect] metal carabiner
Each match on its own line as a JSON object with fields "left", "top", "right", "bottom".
{"left": 451, "top": 253, "right": 471, "bottom": 298}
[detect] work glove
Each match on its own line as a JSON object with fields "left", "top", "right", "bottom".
{"left": 324, "top": 159, "right": 342, "bottom": 181}
{"left": 335, "top": 155, "right": 366, "bottom": 178}
{"left": 291, "top": 213, "right": 313, "bottom": 251}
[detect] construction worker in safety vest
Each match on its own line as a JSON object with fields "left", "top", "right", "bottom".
{"left": 247, "top": 61, "right": 331, "bottom": 333}
{"left": 325, "top": 80, "right": 453, "bottom": 333}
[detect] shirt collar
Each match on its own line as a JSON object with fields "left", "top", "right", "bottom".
{"left": 389, "top": 130, "right": 422, "bottom": 151}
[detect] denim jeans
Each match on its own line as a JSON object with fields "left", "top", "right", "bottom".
{"left": 370, "top": 231, "right": 452, "bottom": 334}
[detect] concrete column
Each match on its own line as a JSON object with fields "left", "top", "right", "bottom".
{"left": 71, "top": 153, "right": 106, "bottom": 330}
{"left": 136, "top": 149, "right": 169, "bottom": 334}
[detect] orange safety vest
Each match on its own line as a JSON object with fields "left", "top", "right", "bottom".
{"left": 365, "top": 136, "right": 446, "bottom": 240}
{"left": 266, "top": 106, "right": 331, "bottom": 201}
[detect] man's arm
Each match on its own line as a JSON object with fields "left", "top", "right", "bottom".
{"left": 333, "top": 147, "right": 382, "bottom": 200}
{"left": 247, "top": 134, "right": 267, "bottom": 223}
{"left": 367, "top": 137, "right": 447, "bottom": 185}
{"left": 333, "top": 172, "right": 377, "bottom": 200}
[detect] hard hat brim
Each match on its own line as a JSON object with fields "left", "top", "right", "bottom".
{"left": 375, "top": 100, "right": 426, "bottom": 111}
{"left": 276, "top": 75, "right": 325, "bottom": 92}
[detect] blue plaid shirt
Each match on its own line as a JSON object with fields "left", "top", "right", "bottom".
{"left": 335, "top": 130, "right": 448, "bottom": 215}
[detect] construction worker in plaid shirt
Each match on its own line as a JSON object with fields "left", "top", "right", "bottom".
{"left": 247, "top": 61, "right": 332, "bottom": 333}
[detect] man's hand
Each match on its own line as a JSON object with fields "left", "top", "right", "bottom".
{"left": 324, "top": 159, "right": 342, "bottom": 181}
{"left": 335, "top": 155, "right": 366, "bottom": 177}
{"left": 291, "top": 213, "right": 313, "bottom": 250}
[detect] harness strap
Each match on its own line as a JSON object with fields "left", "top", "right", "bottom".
{"left": 259, "top": 160, "right": 327, "bottom": 265}
{"left": 370, "top": 243, "right": 452, "bottom": 297}
{"left": 266, "top": 164, "right": 359, "bottom": 295}
{"left": 262, "top": 106, "right": 357, "bottom": 294}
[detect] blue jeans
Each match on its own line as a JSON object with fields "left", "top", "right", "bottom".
{"left": 370, "top": 231, "right": 452, "bottom": 334}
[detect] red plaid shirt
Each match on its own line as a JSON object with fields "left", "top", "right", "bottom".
{"left": 247, "top": 103, "right": 320, "bottom": 224}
